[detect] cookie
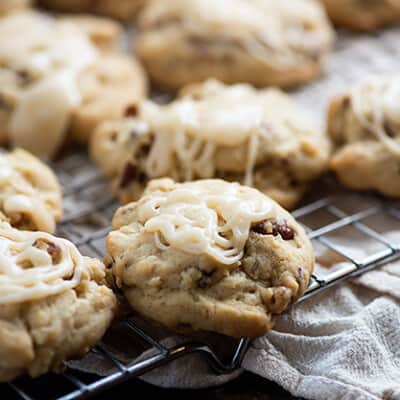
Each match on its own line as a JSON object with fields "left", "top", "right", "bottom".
{"left": 106, "top": 178, "right": 314, "bottom": 338}
{"left": 0, "top": 220, "right": 117, "bottom": 381}
{"left": 0, "top": 0, "right": 30, "bottom": 15}
{"left": 328, "top": 76, "right": 400, "bottom": 197}
{"left": 0, "top": 149, "right": 62, "bottom": 233}
{"left": 136, "top": 0, "right": 334, "bottom": 89}
{"left": 39, "top": 0, "right": 145, "bottom": 21}
{"left": 0, "top": 11, "right": 147, "bottom": 158}
{"left": 72, "top": 52, "right": 147, "bottom": 144}
{"left": 320, "top": 0, "right": 400, "bottom": 31}
{"left": 91, "top": 79, "right": 330, "bottom": 210}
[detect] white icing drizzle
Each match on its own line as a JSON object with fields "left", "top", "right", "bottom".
{"left": 0, "top": 12, "right": 98, "bottom": 158}
{"left": 138, "top": 81, "right": 296, "bottom": 186}
{"left": 138, "top": 180, "right": 276, "bottom": 264}
{"left": 350, "top": 77, "right": 400, "bottom": 157}
{"left": 0, "top": 222, "right": 83, "bottom": 304}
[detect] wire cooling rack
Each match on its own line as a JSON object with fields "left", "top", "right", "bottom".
{"left": 3, "top": 151, "right": 400, "bottom": 400}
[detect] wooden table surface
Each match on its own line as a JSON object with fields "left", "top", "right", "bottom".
{"left": 95, "top": 371, "right": 304, "bottom": 399}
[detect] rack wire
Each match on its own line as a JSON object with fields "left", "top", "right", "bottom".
{"left": 3, "top": 152, "right": 400, "bottom": 400}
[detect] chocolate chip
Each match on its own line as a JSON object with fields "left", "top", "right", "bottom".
{"left": 124, "top": 104, "right": 138, "bottom": 117}
{"left": 252, "top": 220, "right": 295, "bottom": 241}
{"left": 119, "top": 162, "right": 147, "bottom": 188}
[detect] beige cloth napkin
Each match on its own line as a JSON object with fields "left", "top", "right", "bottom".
{"left": 242, "top": 278, "right": 400, "bottom": 400}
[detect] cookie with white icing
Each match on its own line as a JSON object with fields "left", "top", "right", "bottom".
{"left": 39, "top": 0, "right": 145, "bottom": 21}
{"left": 136, "top": 0, "right": 334, "bottom": 89}
{"left": 106, "top": 178, "right": 313, "bottom": 338}
{"left": 0, "top": 149, "right": 62, "bottom": 233}
{"left": 0, "top": 221, "right": 117, "bottom": 381}
{"left": 328, "top": 76, "right": 400, "bottom": 197}
{"left": 0, "top": 11, "right": 147, "bottom": 158}
{"left": 91, "top": 79, "right": 330, "bottom": 210}
{"left": 320, "top": 0, "right": 400, "bottom": 31}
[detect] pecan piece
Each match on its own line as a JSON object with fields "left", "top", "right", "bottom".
{"left": 252, "top": 220, "right": 295, "bottom": 240}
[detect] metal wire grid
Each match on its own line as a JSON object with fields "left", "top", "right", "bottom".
{"left": 3, "top": 152, "right": 400, "bottom": 400}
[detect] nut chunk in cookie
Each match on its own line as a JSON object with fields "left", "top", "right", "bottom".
{"left": 0, "top": 11, "right": 147, "bottom": 157}
{"left": 136, "top": 0, "right": 334, "bottom": 89}
{"left": 0, "top": 149, "right": 62, "bottom": 233}
{"left": 320, "top": 0, "right": 400, "bottom": 31}
{"left": 328, "top": 76, "right": 400, "bottom": 198}
{"left": 106, "top": 179, "right": 314, "bottom": 338}
{"left": 91, "top": 79, "right": 330, "bottom": 210}
{"left": 0, "top": 221, "right": 117, "bottom": 381}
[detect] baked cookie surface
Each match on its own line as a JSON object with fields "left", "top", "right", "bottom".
{"left": 136, "top": 0, "right": 334, "bottom": 89}
{"left": 0, "top": 0, "right": 30, "bottom": 15}
{"left": 106, "top": 178, "right": 314, "bottom": 338}
{"left": 0, "top": 221, "right": 117, "bottom": 381}
{"left": 91, "top": 79, "right": 330, "bottom": 209}
{"left": 0, "top": 149, "right": 62, "bottom": 233}
{"left": 321, "top": 0, "right": 400, "bottom": 31}
{"left": 0, "top": 11, "right": 147, "bottom": 157}
{"left": 38, "top": 0, "right": 144, "bottom": 21}
{"left": 328, "top": 76, "right": 400, "bottom": 197}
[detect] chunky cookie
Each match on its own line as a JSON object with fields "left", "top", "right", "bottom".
{"left": 0, "top": 221, "right": 117, "bottom": 381}
{"left": 0, "top": 0, "right": 30, "bottom": 15}
{"left": 0, "top": 11, "right": 147, "bottom": 158}
{"left": 0, "top": 149, "right": 62, "bottom": 233}
{"left": 136, "top": 0, "right": 334, "bottom": 89}
{"left": 39, "top": 0, "right": 145, "bottom": 21}
{"left": 328, "top": 76, "right": 400, "bottom": 197}
{"left": 320, "top": 0, "right": 400, "bottom": 31}
{"left": 106, "top": 179, "right": 314, "bottom": 338}
{"left": 91, "top": 79, "right": 330, "bottom": 210}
